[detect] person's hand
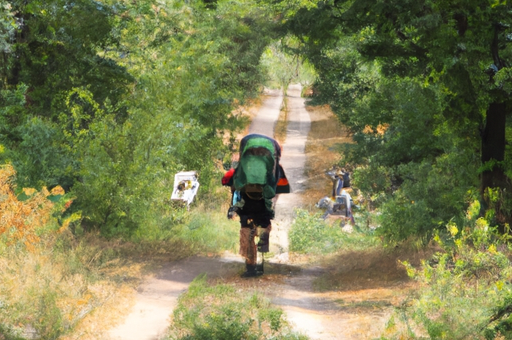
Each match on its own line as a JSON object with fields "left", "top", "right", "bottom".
{"left": 227, "top": 206, "right": 237, "bottom": 220}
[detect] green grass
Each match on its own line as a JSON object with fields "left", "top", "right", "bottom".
{"left": 169, "top": 210, "right": 240, "bottom": 254}
{"left": 334, "top": 299, "right": 392, "bottom": 310}
{"left": 166, "top": 274, "right": 309, "bottom": 340}
{"left": 289, "top": 209, "right": 379, "bottom": 255}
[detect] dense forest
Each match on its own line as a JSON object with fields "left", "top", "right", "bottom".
{"left": 2, "top": 0, "right": 512, "bottom": 339}
{"left": 280, "top": 0, "right": 512, "bottom": 243}
{"left": 1, "top": 0, "right": 281, "bottom": 236}
{"left": 2, "top": 0, "right": 512, "bottom": 240}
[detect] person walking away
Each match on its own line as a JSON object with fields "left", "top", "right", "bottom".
{"left": 222, "top": 134, "right": 289, "bottom": 277}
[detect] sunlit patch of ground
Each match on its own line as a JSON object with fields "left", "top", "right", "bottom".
{"left": 274, "top": 96, "right": 288, "bottom": 145}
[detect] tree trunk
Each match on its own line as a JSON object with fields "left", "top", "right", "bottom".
{"left": 481, "top": 101, "right": 510, "bottom": 227}
{"left": 481, "top": 101, "right": 506, "bottom": 189}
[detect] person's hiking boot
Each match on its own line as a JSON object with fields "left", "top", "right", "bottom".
{"left": 256, "top": 263, "right": 264, "bottom": 273}
{"left": 241, "top": 264, "right": 262, "bottom": 278}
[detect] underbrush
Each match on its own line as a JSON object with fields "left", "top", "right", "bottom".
{"left": 166, "top": 275, "right": 308, "bottom": 340}
{"left": 382, "top": 201, "right": 512, "bottom": 340}
{"left": 0, "top": 233, "right": 137, "bottom": 340}
{"left": 166, "top": 201, "right": 240, "bottom": 255}
{"left": 289, "top": 209, "right": 379, "bottom": 255}
{"left": 0, "top": 164, "right": 240, "bottom": 339}
{"left": 0, "top": 162, "right": 144, "bottom": 339}
{"left": 127, "top": 204, "right": 240, "bottom": 257}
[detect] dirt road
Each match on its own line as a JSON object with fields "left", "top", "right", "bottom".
{"left": 107, "top": 84, "right": 401, "bottom": 340}
{"left": 107, "top": 87, "right": 287, "bottom": 340}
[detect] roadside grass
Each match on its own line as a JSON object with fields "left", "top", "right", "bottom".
{"left": 166, "top": 274, "right": 308, "bottom": 340}
{"left": 289, "top": 209, "right": 378, "bottom": 255}
{"left": 0, "top": 232, "right": 147, "bottom": 340}
{"left": 168, "top": 200, "right": 240, "bottom": 255}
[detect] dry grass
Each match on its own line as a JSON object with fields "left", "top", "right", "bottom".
{"left": 313, "top": 244, "right": 434, "bottom": 292}
{"left": 0, "top": 164, "right": 197, "bottom": 339}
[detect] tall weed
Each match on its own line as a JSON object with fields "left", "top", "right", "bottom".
{"left": 129, "top": 186, "right": 240, "bottom": 255}
{"left": 0, "top": 165, "right": 129, "bottom": 339}
{"left": 163, "top": 210, "right": 239, "bottom": 255}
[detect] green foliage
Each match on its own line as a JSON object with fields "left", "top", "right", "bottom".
{"left": 275, "top": 0, "right": 512, "bottom": 241}
{"left": 8, "top": 117, "right": 76, "bottom": 190}
{"left": 2, "top": 0, "right": 133, "bottom": 115}
{"left": 376, "top": 153, "right": 479, "bottom": 244}
{"left": 289, "top": 209, "right": 378, "bottom": 255}
{"left": 0, "top": 0, "right": 133, "bottom": 192}
{"left": 65, "top": 0, "right": 279, "bottom": 235}
{"left": 0, "top": 2, "right": 17, "bottom": 54}
{"left": 260, "top": 38, "right": 317, "bottom": 90}
{"left": 1, "top": 0, "right": 284, "bottom": 236}
{"left": 167, "top": 274, "right": 308, "bottom": 340}
{"left": 148, "top": 208, "right": 240, "bottom": 253}
{"left": 0, "top": 325, "right": 25, "bottom": 340}
{"left": 383, "top": 203, "right": 512, "bottom": 339}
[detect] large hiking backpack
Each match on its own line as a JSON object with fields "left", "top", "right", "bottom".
{"left": 232, "top": 134, "right": 289, "bottom": 200}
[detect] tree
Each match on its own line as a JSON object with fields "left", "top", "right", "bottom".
{"left": 62, "top": 0, "right": 279, "bottom": 235}
{"left": 276, "top": 0, "right": 512, "bottom": 240}
{"left": 0, "top": 0, "right": 134, "bottom": 189}
{"left": 0, "top": 0, "right": 282, "bottom": 236}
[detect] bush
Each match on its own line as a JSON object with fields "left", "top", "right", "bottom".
{"left": 373, "top": 153, "right": 478, "bottom": 245}
{"left": 167, "top": 275, "right": 308, "bottom": 340}
{"left": 382, "top": 201, "right": 512, "bottom": 340}
{"left": 165, "top": 209, "right": 240, "bottom": 255}
{"left": 0, "top": 165, "right": 125, "bottom": 340}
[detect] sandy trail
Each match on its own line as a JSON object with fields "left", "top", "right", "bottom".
{"left": 268, "top": 84, "right": 341, "bottom": 339}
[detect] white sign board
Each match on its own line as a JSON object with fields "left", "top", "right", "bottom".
{"left": 171, "top": 171, "right": 199, "bottom": 206}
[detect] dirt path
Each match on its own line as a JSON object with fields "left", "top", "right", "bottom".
{"left": 107, "top": 85, "right": 400, "bottom": 340}
{"left": 107, "top": 88, "right": 285, "bottom": 340}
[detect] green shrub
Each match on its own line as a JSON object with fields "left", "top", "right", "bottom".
{"left": 167, "top": 275, "right": 308, "bottom": 340}
{"left": 169, "top": 209, "right": 240, "bottom": 254}
{"left": 383, "top": 201, "right": 512, "bottom": 339}
{"left": 374, "top": 153, "right": 478, "bottom": 245}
